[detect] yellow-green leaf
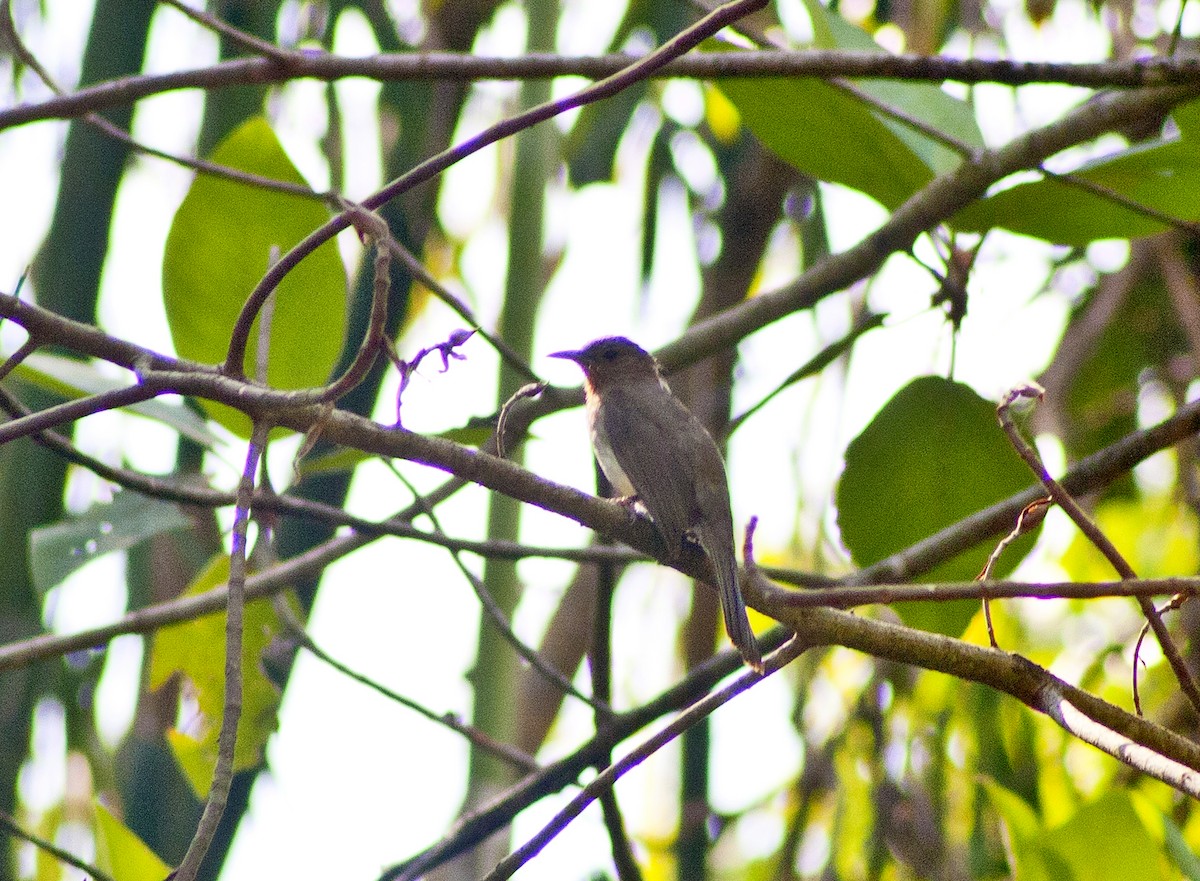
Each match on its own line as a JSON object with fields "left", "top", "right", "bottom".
{"left": 162, "top": 117, "right": 347, "bottom": 437}
{"left": 94, "top": 802, "right": 171, "bottom": 881}
{"left": 148, "top": 554, "right": 290, "bottom": 797}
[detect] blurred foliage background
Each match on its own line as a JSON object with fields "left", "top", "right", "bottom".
{"left": 3, "top": 0, "right": 1200, "bottom": 879}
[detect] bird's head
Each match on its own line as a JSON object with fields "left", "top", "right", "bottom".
{"left": 548, "top": 337, "right": 661, "bottom": 390}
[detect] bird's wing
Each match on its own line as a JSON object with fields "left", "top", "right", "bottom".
{"left": 601, "top": 383, "right": 763, "bottom": 671}
{"left": 598, "top": 383, "right": 698, "bottom": 551}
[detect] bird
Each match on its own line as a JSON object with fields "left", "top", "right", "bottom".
{"left": 549, "top": 336, "right": 763, "bottom": 672}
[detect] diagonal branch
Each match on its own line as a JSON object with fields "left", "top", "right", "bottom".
{"left": 222, "top": 0, "right": 772, "bottom": 376}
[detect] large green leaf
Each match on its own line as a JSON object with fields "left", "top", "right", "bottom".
{"left": 1043, "top": 792, "right": 1163, "bottom": 881}
{"left": 716, "top": 75, "right": 934, "bottom": 210}
{"left": 94, "top": 802, "right": 171, "bottom": 881}
{"left": 162, "top": 117, "right": 347, "bottom": 437}
{"left": 28, "top": 491, "right": 190, "bottom": 594}
{"left": 954, "top": 97, "right": 1200, "bottom": 244}
{"left": 835, "top": 377, "right": 1036, "bottom": 635}
{"left": 712, "top": 11, "right": 980, "bottom": 209}
{"left": 148, "top": 554, "right": 289, "bottom": 797}
{"left": 982, "top": 780, "right": 1069, "bottom": 881}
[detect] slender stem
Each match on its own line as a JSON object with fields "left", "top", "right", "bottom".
{"left": 483, "top": 638, "right": 807, "bottom": 881}
{"left": 275, "top": 601, "right": 539, "bottom": 772}
{"left": 222, "top": 0, "right": 770, "bottom": 375}
{"left": 996, "top": 385, "right": 1200, "bottom": 718}
{"left": 172, "top": 420, "right": 267, "bottom": 881}
{"left": 0, "top": 809, "right": 116, "bottom": 881}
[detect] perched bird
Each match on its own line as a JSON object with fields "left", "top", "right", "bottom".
{"left": 550, "top": 337, "right": 763, "bottom": 672}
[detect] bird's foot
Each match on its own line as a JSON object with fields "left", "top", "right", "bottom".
{"left": 609, "top": 494, "right": 641, "bottom": 509}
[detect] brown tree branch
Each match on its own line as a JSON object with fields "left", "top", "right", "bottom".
{"left": 222, "top": 0, "right": 772, "bottom": 378}
{"left": 751, "top": 598, "right": 1200, "bottom": 783}
{"left": 173, "top": 419, "right": 266, "bottom": 881}
{"left": 654, "top": 81, "right": 1200, "bottom": 373}
{"left": 483, "top": 638, "right": 809, "bottom": 881}
{"left": 997, "top": 384, "right": 1200, "bottom": 717}
{"left": 7, "top": 51, "right": 1200, "bottom": 132}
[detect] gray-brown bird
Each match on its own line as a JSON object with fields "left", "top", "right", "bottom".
{"left": 550, "top": 337, "right": 763, "bottom": 672}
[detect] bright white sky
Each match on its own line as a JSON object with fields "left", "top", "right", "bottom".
{"left": 1, "top": 0, "right": 1187, "bottom": 878}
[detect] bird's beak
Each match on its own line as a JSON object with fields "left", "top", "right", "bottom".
{"left": 548, "top": 348, "right": 584, "bottom": 362}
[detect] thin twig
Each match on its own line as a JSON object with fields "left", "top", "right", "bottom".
{"left": 387, "top": 462, "right": 607, "bottom": 713}
{"left": 1041, "top": 168, "right": 1200, "bottom": 236}
{"left": 496, "top": 382, "right": 546, "bottom": 459}
{"left": 273, "top": 599, "right": 538, "bottom": 772}
{"left": 0, "top": 336, "right": 38, "bottom": 384}
{"left": 482, "top": 636, "right": 807, "bottom": 881}
{"left": 223, "top": 0, "right": 772, "bottom": 375}
{"left": 977, "top": 497, "right": 1050, "bottom": 648}
{"left": 996, "top": 383, "right": 1200, "bottom": 718}
{"left": 0, "top": 808, "right": 117, "bottom": 881}
{"left": 0, "top": 0, "right": 323, "bottom": 199}
{"left": 172, "top": 419, "right": 267, "bottom": 881}
{"left": 158, "top": 0, "right": 300, "bottom": 62}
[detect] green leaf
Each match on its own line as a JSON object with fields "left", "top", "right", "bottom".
{"left": 1043, "top": 792, "right": 1163, "bottom": 881}
{"left": 717, "top": 75, "right": 933, "bottom": 210}
{"left": 982, "top": 780, "right": 1067, "bottom": 881}
{"left": 437, "top": 423, "right": 494, "bottom": 446}
{"left": 823, "top": 14, "right": 983, "bottom": 176}
{"left": 11, "top": 351, "right": 219, "bottom": 447}
{"left": 28, "top": 491, "right": 190, "bottom": 594}
{"left": 148, "top": 554, "right": 289, "bottom": 797}
{"left": 1053, "top": 274, "right": 1186, "bottom": 485}
{"left": 93, "top": 802, "right": 171, "bottom": 881}
{"left": 1172, "top": 95, "right": 1200, "bottom": 141}
{"left": 835, "top": 377, "right": 1035, "bottom": 635}
{"left": 711, "top": 11, "right": 980, "bottom": 209}
{"left": 295, "top": 445, "right": 373, "bottom": 478}
{"left": 954, "top": 115, "right": 1200, "bottom": 244}
{"left": 162, "top": 117, "right": 347, "bottom": 437}
{"left": 797, "top": 0, "right": 836, "bottom": 48}
{"left": 1160, "top": 807, "right": 1200, "bottom": 881}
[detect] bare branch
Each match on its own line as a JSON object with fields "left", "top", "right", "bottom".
{"left": 483, "top": 638, "right": 808, "bottom": 881}
{"left": 9, "top": 52, "right": 1200, "bottom": 132}
{"left": 748, "top": 591, "right": 1200, "bottom": 784}
{"left": 0, "top": 808, "right": 116, "bottom": 881}
{"left": 996, "top": 384, "right": 1200, "bottom": 718}
{"left": 1036, "top": 685, "right": 1200, "bottom": 796}
{"left": 224, "top": 0, "right": 774, "bottom": 380}
{"left": 173, "top": 420, "right": 268, "bottom": 880}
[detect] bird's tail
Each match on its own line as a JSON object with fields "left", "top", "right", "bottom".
{"left": 697, "top": 528, "right": 763, "bottom": 673}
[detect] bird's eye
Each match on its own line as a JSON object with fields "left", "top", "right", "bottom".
{"left": 602, "top": 347, "right": 619, "bottom": 361}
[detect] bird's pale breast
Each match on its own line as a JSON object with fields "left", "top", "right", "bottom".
{"left": 586, "top": 389, "right": 638, "bottom": 497}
